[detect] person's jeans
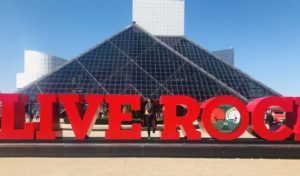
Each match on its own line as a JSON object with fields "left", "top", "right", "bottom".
{"left": 145, "top": 115, "right": 154, "bottom": 137}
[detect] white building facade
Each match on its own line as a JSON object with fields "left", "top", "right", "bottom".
{"left": 16, "top": 50, "right": 67, "bottom": 89}
{"left": 133, "top": 0, "right": 185, "bottom": 36}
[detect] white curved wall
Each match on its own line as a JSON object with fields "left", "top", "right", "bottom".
{"left": 17, "top": 50, "right": 67, "bottom": 89}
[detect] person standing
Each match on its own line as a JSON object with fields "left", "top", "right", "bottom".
{"left": 144, "top": 97, "right": 156, "bottom": 140}
{"left": 35, "top": 110, "right": 40, "bottom": 121}
{"left": 266, "top": 109, "right": 280, "bottom": 131}
{"left": 27, "top": 100, "right": 34, "bottom": 122}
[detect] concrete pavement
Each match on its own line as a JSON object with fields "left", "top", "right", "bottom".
{"left": 0, "top": 158, "right": 299, "bottom": 176}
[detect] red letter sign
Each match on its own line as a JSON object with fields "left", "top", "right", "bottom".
{"left": 105, "top": 95, "right": 141, "bottom": 140}
{"left": 59, "top": 94, "right": 104, "bottom": 140}
{"left": 0, "top": 94, "right": 35, "bottom": 140}
{"left": 160, "top": 96, "right": 201, "bottom": 140}
{"left": 293, "top": 98, "right": 300, "bottom": 141}
{"left": 248, "top": 97, "right": 293, "bottom": 141}
{"left": 36, "top": 94, "right": 60, "bottom": 140}
{"left": 201, "top": 96, "right": 249, "bottom": 141}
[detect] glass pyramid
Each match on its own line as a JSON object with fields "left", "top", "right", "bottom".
{"left": 19, "top": 24, "right": 279, "bottom": 105}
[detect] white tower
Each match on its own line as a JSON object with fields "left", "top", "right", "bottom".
{"left": 133, "top": 0, "right": 185, "bottom": 36}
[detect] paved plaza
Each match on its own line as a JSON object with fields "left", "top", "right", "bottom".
{"left": 0, "top": 158, "right": 299, "bottom": 176}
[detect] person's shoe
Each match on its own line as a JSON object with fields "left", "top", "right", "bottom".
{"left": 153, "top": 128, "right": 156, "bottom": 133}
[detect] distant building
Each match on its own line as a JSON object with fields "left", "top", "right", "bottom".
{"left": 212, "top": 48, "right": 235, "bottom": 66}
{"left": 133, "top": 0, "right": 234, "bottom": 65}
{"left": 16, "top": 50, "right": 67, "bottom": 89}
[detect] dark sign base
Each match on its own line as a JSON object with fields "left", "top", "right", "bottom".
{"left": 0, "top": 138, "right": 300, "bottom": 158}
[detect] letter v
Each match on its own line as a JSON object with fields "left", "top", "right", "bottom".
{"left": 59, "top": 94, "right": 104, "bottom": 140}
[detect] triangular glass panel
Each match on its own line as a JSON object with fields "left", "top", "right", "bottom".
{"left": 37, "top": 60, "right": 106, "bottom": 94}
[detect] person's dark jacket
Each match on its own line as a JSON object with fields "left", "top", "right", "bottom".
{"left": 145, "top": 102, "right": 155, "bottom": 115}
{"left": 266, "top": 113, "right": 274, "bottom": 125}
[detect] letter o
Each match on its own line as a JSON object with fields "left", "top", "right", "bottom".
{"left": 201, "top": 96, "right": 249, "bottom": 141}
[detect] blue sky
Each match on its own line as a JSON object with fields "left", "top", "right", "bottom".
{"left": 0, "top": 0, "right": 299, "bottom": 96}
